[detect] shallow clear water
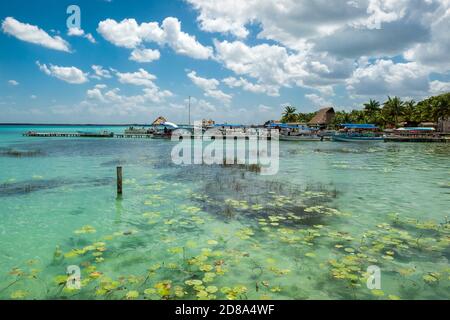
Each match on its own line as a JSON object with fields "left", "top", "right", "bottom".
{"left": 0, "top": 125, "right": 449, "bottom": 300}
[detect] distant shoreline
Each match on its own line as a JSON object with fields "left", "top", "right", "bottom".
{"left": 0, "top": 123, "right": 153, "bottom": 126}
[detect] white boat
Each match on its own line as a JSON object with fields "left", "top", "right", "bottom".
{"left": 280, "top": 134, "right": 322, "bottom": 141}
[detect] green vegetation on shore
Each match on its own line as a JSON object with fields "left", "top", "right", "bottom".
{"left": 282, "top": 92, "right": 450, "bottom": 128}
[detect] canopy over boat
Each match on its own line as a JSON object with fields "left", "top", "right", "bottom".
{"left": 396, "top": 127, "right": 435, "bottom": 131}
{"left": 340, "top": 124, "right": 379, "bottom": 129}
{"left": 213, "top": 124, "right": 245, "bottom": 128}
{"left": 161, "top": 122, "right": 179, "bottom": 129}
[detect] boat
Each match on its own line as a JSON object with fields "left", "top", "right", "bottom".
{"left": 384, "top": 127, "right": 448, "bottom": 143}
{"left": 152, "top": 122, "right": 180, "bottom": 139}
{"left": 279, "top": 133, "right": 322, "bottom": 141}
{"left": 332, "top": 124, "right": 383, "bottom": 142}
{"left": 273, "top": 124, "right": 323, "bottom": 141}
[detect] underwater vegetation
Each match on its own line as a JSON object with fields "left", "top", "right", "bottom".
{"left": 0, "top": 148, "right": 45, "bottom": 158}
{"left": 0, "top": 168, "right": 448, "bottom": 301}
{"left": 0, "top": 177, "right": 114, "bottom": 197}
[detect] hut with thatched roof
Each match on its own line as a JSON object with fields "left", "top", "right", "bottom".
{"left": 152, "top": 116, "right": 167, "bottom": 125}
{"left": 308, "top": 107, "right": 335, "bottom": 128}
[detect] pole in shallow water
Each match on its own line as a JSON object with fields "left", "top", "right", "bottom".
{"left": 116, "top": 166, "right": 123, "bottom": 197}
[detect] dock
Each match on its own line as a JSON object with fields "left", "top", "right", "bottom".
{"left": 384, "top": 136, "right": 448, "bottom": 143}
{"left": 22, "top": 131, "right": 274, "bottom": 140}
{"left": 23, "top": 132, "right": 114, "bottom": 138}
{"left": 115, "top": 134, "right": 154, "bottom": 139}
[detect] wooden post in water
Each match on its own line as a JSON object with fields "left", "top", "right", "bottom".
{"left": 116, "top": 166, "right": 123, "bottom": 197}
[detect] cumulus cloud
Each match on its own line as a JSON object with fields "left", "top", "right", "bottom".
{"left": 346, "top": 59, "right": 430, "bottom": 98}
{"left": 187, "top": 71, "right": 232, "bottom": 103}
{"left": 8, "top": 80, "right": 19, "bottom": 86}
{"left": 222, "top": 77, "right": 280, "bottom": 96}
{"left": 305, "top": 94, "right": 332, "bottom": 107}
{"left": 86, "top": 80, "right": 172, "bottom": 108}
{"left": 129, "top": 48, "right": 161, "bottom": 63}
{"left": 67, "top": 27, "right": 96, "bottom": 43}
{"left": 214, "top": 40, "right": 350, "bottom": 96}
{"left": 2, "top": 17, "right": 70, "bottom": 52}
{"left": 403, "top": 3, "right": 450, "bottom": 70}
{"left": 68, "top": 27, "right": 97, "bottom": 44}
{"left": 36, "top": 61, "right": 89, "bottom": 84}
{"left": 187, "top": 0, "right": 443, "bottom": 55}
{"left": 91, "top": 65, "right": 112, "bottom": 79}
{"left": 115, "top": 68, "right": 157, "bottom": 87}
{"left": 67, "top": 27, "right": 84, "bottom": 36}
{"left": 187, "top": 0, "right": 450, "bottom": 103}
{"left": 429, "top": 80, "right": 450, "bottom": 95}
{"left": 97, "top": 17, "right": 213, "bottom": 59}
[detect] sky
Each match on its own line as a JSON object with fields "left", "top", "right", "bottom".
{"left": 0, "top": 0, "right": 449, "bottom": 124}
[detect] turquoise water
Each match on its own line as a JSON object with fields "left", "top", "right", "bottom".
{"left": 0, "top": 125, "right": 449, "bottom": 300}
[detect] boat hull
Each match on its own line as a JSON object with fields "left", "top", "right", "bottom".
{"left": 332, "top": 135, "right": 383, "bottom": 142}
{"left": 280, "top": 135, "right": 322, "bottom": 141}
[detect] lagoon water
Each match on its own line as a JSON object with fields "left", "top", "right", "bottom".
{"left": 0, "top": 125, "right": 449, "bottom": 300}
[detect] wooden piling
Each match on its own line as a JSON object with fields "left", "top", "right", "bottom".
{"left": 117, "top": 166, "right": 123, "bottom": 196}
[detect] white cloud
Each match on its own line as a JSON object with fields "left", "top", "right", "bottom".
{"left": 85, "top": 33, "right": 96, "bottom": 44}
{"left": 429, "top": 80, "right": 450, "bottom": 95}
{"left": 187, "top": 0, "right": 444, "bottom": 55}
{"left": 67, "top": 27, "right": 97, "bottom": 44}
{"left": 129, "top": 48, "right": 161, "bottom": 63}
{"left": 30, "top": 95, "right": 37, "bottom": 99}
{"left": 97, "top": 17, "right": 213, "bottom": 59}
{"left": 36, "top": 61, "right": 89, "bottom": 84}
{"left": 2, "top": 17, "right": 70, "bottom": 52}
{"left": 187, "top": 71, "right": 232, "bottom": 103}
{"left": 67, "top": 27, "right": 84, "bottom": 36}
{"left": 214, "top": 40, "right": 296, "bottom": 87}
{"left": 91, "top": 65, "right": 112, "bottom": 79}
{"left": 403, "top": 3, "right": 450, "bottom": 70}
{"left": 346, "top": 59, "right": 430, "bottom": 98}
{"left": 115, "top": 68, "right": 157, "bottom": 87}
{"left": 187, "top": 0, "right": 450, "bottom": 102}
{"left": 8, "top": 80, "right": 19, "bottom": 86}
{"left": 86, "top": 81, "right": 172, "bottom": 108}
{"left": 222, "top": 76, "right": 280, "bottom": 96}
{"left": 186, "top": 0, "right": 369, "bottom": 48}
{"left": 214, "top": 40, "right": 348, "bottom": 96}
{"left": 305, "top": 94, "right": 332, "bottom": 106}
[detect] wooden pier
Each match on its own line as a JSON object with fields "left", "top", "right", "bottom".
{"left": 23, "top": 132, "right": 114, "bottom": 138}
{"left": 23, "top": 131, "right": 274, "bottom": 140}
{"left": 115, "top": 134, "right": 154, "bottom": 139}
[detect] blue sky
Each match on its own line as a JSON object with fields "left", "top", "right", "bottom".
{"left": 1, "top": 0, "right": 449, "bottom": 124}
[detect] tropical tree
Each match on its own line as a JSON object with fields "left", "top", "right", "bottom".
{"left": 383, "top": 96, "right": 404, "bottom": 127}
{"left": 279, "top": 92, "right": 449, "bottom": 129}
{"left": 281, "top": 106, "right": 298, "bottom": 123}
{"left": 430, "top": 95, "right": 450, "bottom": 122}
{"left": 402, "top": 100, "right": 417, "bottom": 125}
{"left": 363, "top": 99, "right": 381, "bottom": 123}
{"left": 297, "top": 112, "right": 315, "bottom": 123}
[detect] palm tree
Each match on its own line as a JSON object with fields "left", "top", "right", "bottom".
{"left": 402, "top": 100, "right": 417, "bottom": 125}
{"left": 430, "top": 96, "right": 450, "bottom": 123}
{"left": 363, "top": 99, "right": 380, "bottom": 123}
{"left": 281, "top": 106, "right": 298, "bottom": 123}
{"left": 383, "top": 96, "right": 404, "bottom": 127}
{"left": 297, "top": 112, "right": 314, "bottom": 123}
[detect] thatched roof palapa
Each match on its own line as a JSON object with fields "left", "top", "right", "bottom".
{"left": 308, "top": 107, "right": 335, "bottom": 126}
{"left": 152, "top": 116, "right": 167, "bottom": 125}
